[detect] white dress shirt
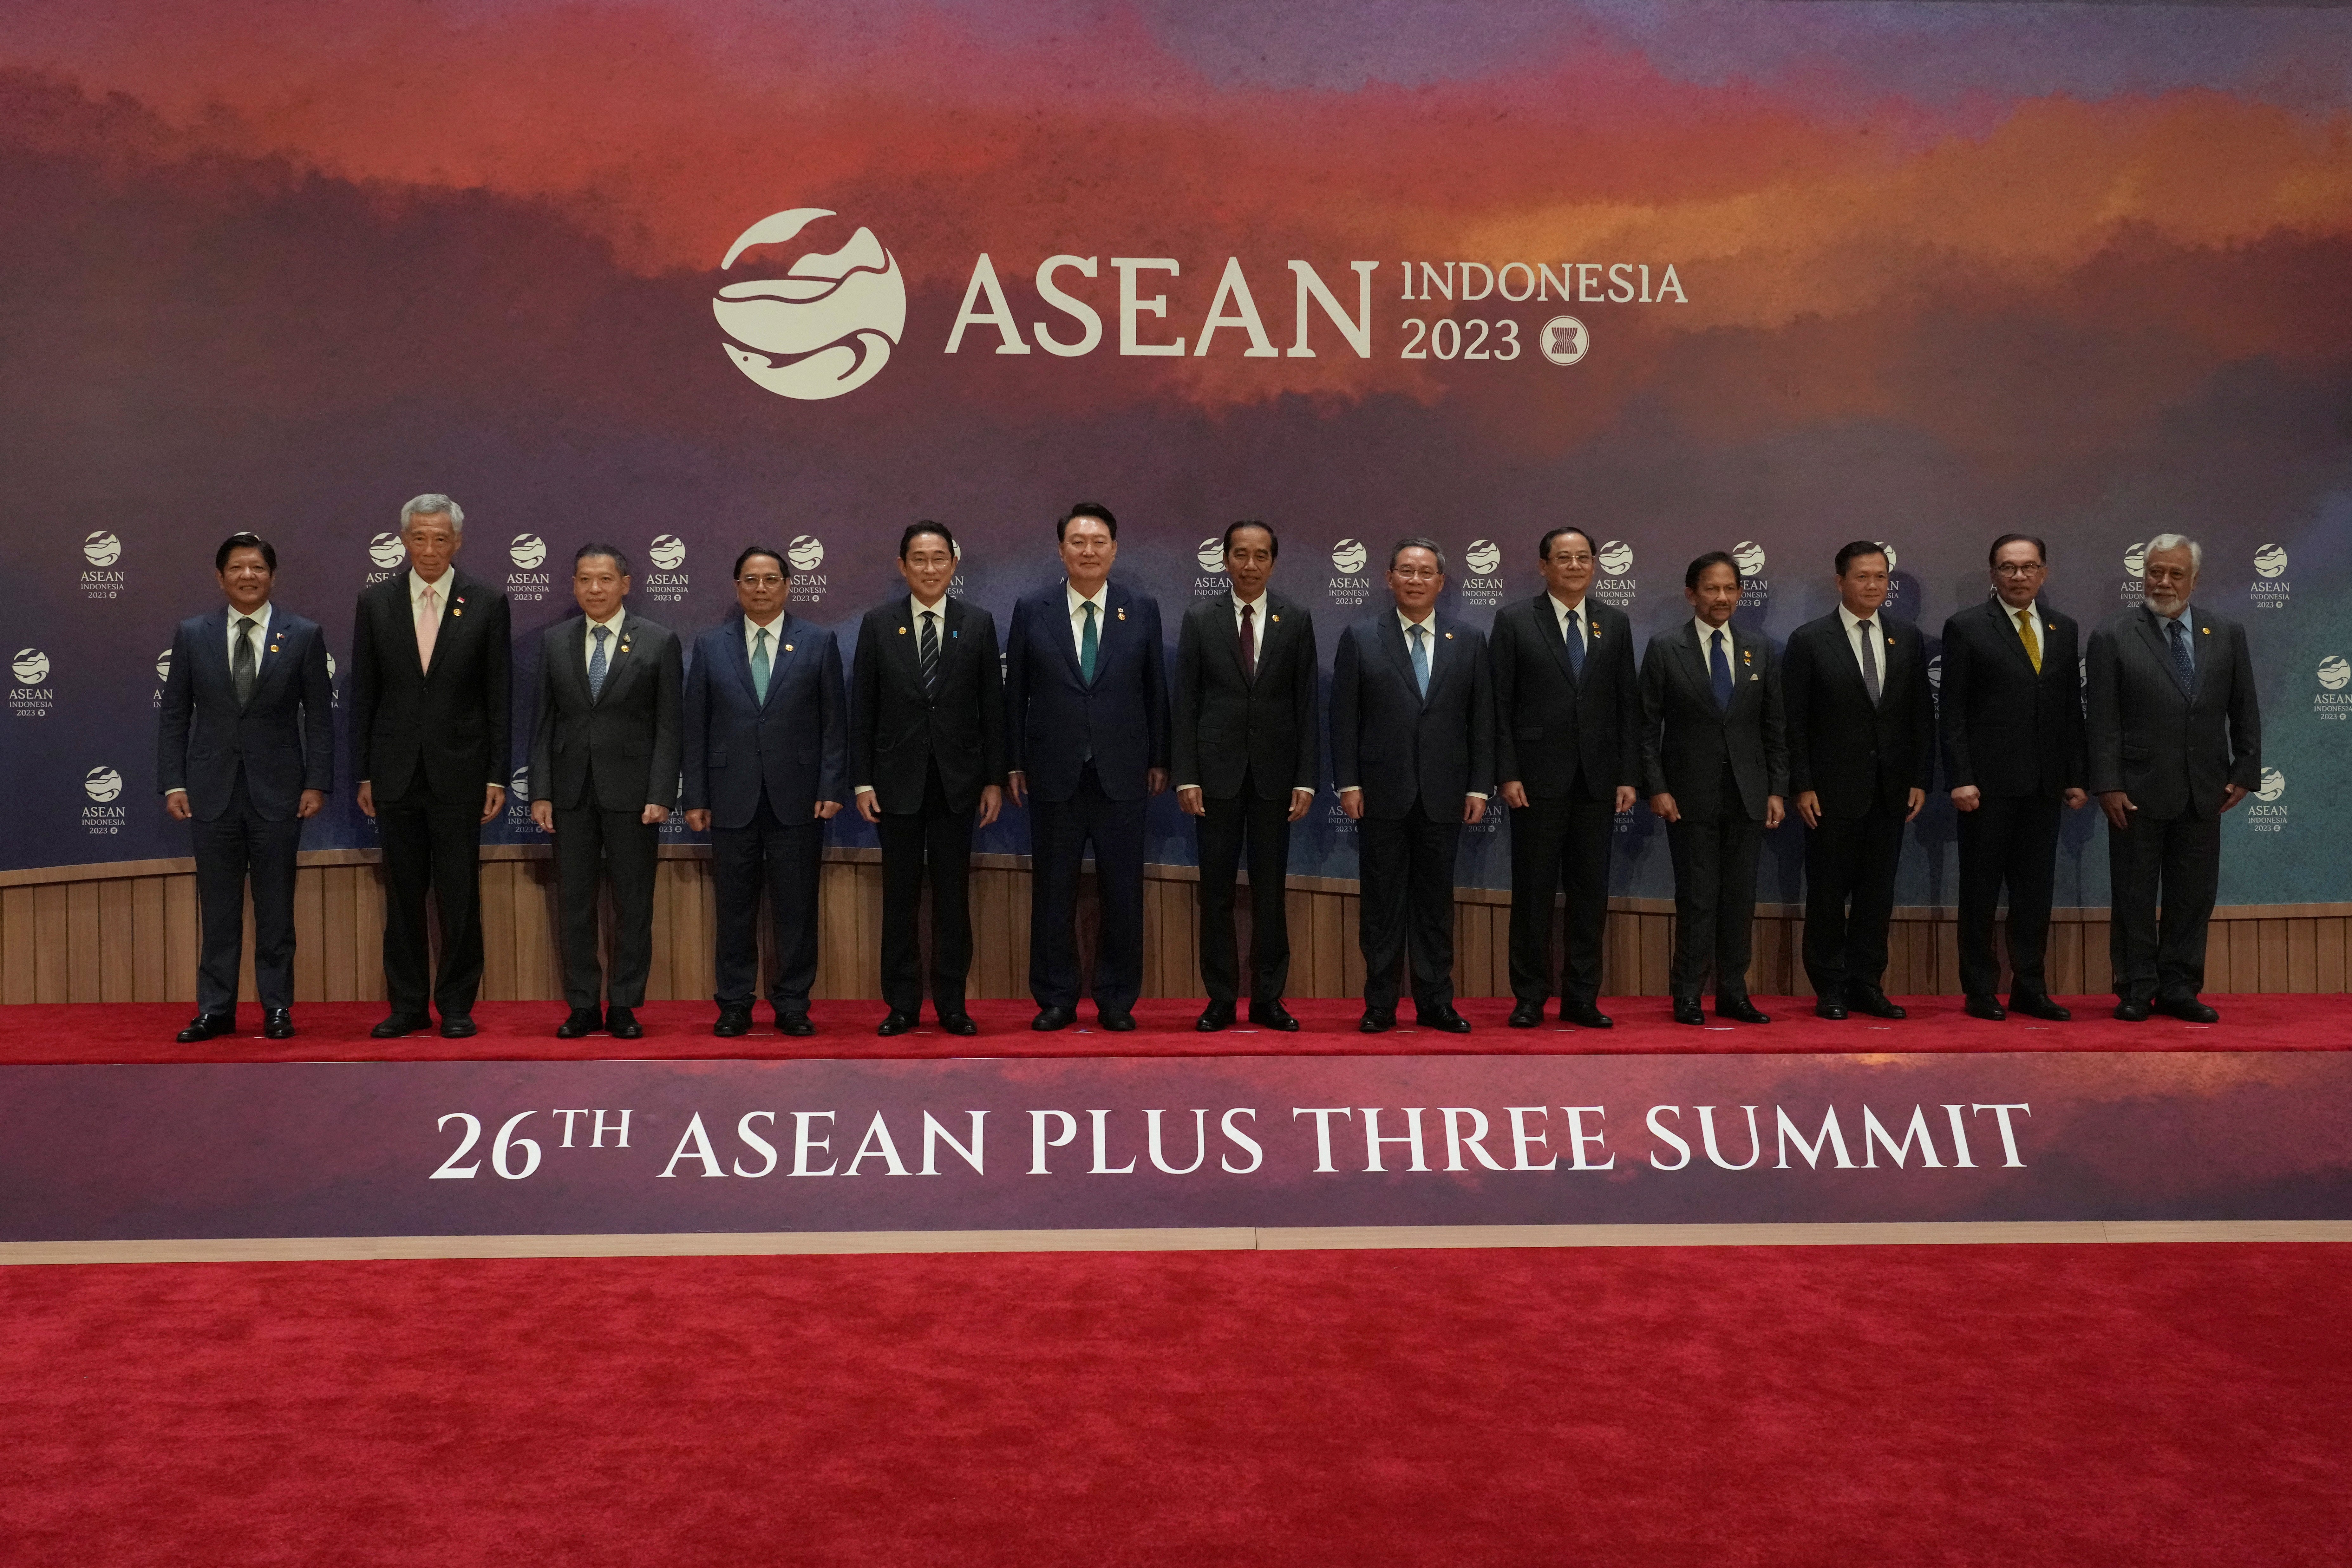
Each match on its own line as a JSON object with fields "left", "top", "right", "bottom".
{"left": 582, "top": 607, "right": 626, "bottom": 674}
{"left": 225, "top": 601, "right": 274, "bottom": 665}
{"left": 1548, "top": 592, "right": 1588, "bottom": 659}
{"left": 743, "top": 609, "right": 787, "bottom": 664}
{"left": 1066, "top": 580, "right": 1110, "bottom": 660}
{"left": 1836, "top": 602, "right": 1891, "bottom": 683}
{"left": 1231, "top": 589, "right": 1268, "bottom": 642}
{"left": 1692, "top": 616, "right": 1735, "bottom": 653}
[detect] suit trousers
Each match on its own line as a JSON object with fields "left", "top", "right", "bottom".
{"left": 1028, "top": 768, "right": 1147, "bottom": 1013}
{"left": 553, "top": 782, "right": 659, "bottom": 1010}
{"left": 191, "top": 768, "right": 303, "bottom": 1013}
{"left": 2107, "top": 809, "right": 2220, "bottom": 1003}
{"left": 1666, "top": 774, "right": 1761, "bottom": 1002}
{"left": 1506, "top": 784, "right": 1615, "bottom": 1007}
{"left": 1800, "top": 799, "right": 1905, "bottom": 999}
{"left": 1955, "top": 794, "right": 2062, "bottom": 1001}
{"left": 712, "top": 792, "right": 823, "bottom": 1010}
{"left": 1358, "top": 804, "right": 1463, "bottom": 1013}
{"left": 877, "top": 762, "right": 976, "bottom": 1014}
{"left": 1196, "top": 776, "right": 1294, "bottom": 1004}
{"left": 377, "top": 778, "right": 487, "bottom": 1019}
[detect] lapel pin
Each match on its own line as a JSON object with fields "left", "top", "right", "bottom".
{"left": 785, "top": 643, "right": 795, "bottom": 653}
{"left": 452, "top": 607, "right": 462, "bottom": 617}
{"left": 898, "top": 626, "right": 908, "bottom": 635}
{"left": 1117, "top": 607, "right": 1127, "bottom": 621}
{"left": 1445, "top": 631, "right": 1454, "bottom": 639}
{"left": 1886, "top": 635, "right": 1895, "bottom": 647}
{"left": 2202, "top": 627, "right": 2210, "bottom": 636}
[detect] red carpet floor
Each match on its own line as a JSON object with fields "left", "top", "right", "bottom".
{"left": 4, "top": 1243, "right": 2348, "bottom": 1566}
{"left": 2, "top": 994, "right": 2345, "bottom": 1063}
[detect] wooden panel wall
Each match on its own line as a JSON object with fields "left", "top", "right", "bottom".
{"left": 2, "top": 851, "right": 2347, "bottom": 1005}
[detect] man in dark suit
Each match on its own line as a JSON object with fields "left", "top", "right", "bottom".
{"left": 1005, "top": 503, "right": 1170, "bottom": 1032}
{"left": 1173, "top": 520, "right": 1319, "bottom": 1034}
{"left": 525, "top": 543, "right": 683, "bottom": 1042}
{"left": 1783, "top": 541, "right": 1935, "bottom": 1020}
{"left": 1940, "top": 533, "right": 2089, "bottom": 1021}
{"left": 2086, "top": 533, "right": 2261, "bottom": 1023}
{"left": 851, "top": 521, "right": 1005, "bottom": 1038}
{"left": 1639, "top": 552, "right": 1787, "bottom": 1026}
{"left": 1491, "top": 526, "right": 1639, "bottom": 1030}
{"left": 1330, "top": 537, "right": 1495, "bottom": 1034}
{"left": 156, "top": 532, "right": 333, "bottom": 1042}
{"left": 683, "top": 546, "right": 847, "bottom": 1037}
{"left": 350, "top": 495, "right": 512, "bottom": 1039}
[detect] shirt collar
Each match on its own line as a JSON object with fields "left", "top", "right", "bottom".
{"left": 2148, "top": 599, "right": 2192, "bottom": 625}
{"left": 229, "top": 602, "right": 272, "bottom": 630}
{"left": 1232, "top": 588, "right": 1266, "bottom": 615}
{"left": 1547, "top": 591, "right": 1585, "bottom": 622}
{"left": 1066, "top": 579, "right": 1108, "bottom": 613}
{"left": 585, "top": 607, "right": 625, "bottom": 636}
{"left": 745, "top": 610, "right": 786, "bottom": 636}
{"left": 409, "top": 567, "right": 453, "bottom": 602}
{"left": 1396, "top": 606, "right": 1437, "bottom": 636}
{"left": 1693, "top": 615, "right": 1731, "bottom": 644}
{"left": 1836, "top": 602, "right": 1882, "bottom": 635}
{"left": 2002, "top": 598, "right": 2039, "bottom": 622}
{"left": 910, "top": 592, "right": 947, "bottom": 620}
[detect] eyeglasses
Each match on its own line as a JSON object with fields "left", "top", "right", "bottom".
{"left": 1391, "top": 567, "right": 1442, "bottom": 582}
{"left": 1992, "top": 562, "right": 2045, "bottom": 578}
{"left": 738, "top": 573, "right": 786, "bottom": 589}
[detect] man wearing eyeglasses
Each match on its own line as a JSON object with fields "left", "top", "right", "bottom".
{"left": 1938, "top": 534, "right": 2088, "bottom": 1022}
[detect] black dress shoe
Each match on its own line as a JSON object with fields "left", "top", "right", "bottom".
{"left": 1248, "top": 1001, "right": 1300, "bottom": 1032}
{"left": 262, "top": 1008, "right": 295, "bottom": 1040}
{"left": 1196, "top": 1000, "right": 1236, "bottom": 1033}
{"left": 1964, "top": 995, "right": 2007, "bottom": 1021}
{"left": 1415, "top": 1005, "right": 1473, "bottom": 1034}
{"left": 775, "top": 1012, "right": 816, "bottom": 1037}
{"left": 2009, "top": 992, "right": 2070, "bottom": 1022}
{"left": 877, "top": 1008, "right": 919, "bottom": 1037}
{"left": 1716, "top": 997, "right": 1772, "bottom": 1024}
{"left": 439, "top": 1015, "right": 479, "bottom": 1039}
{"left": 1507, "top": 1000, "right": 1545, "bottom": 1029}
{"left": 713, "top": 1005, "right": 753, "bottom": 1038}
{"left": 2113, "top": 998, "right": 2152, "bottom": 1022}
{"left": 1561, "top": 1003, "right": 1613, "bottom": 1029}
{"left": 605, "top": 1006, "right": 643, "bottom": 1040}
{"left": 372, "top": 1013, "right": 429, "bottom": 1039}
{"left": 176, "top": 1012, "right": 235, "bottom": 1043}
{"left": 937, "top": 1012, "right": 979, "bottom": 1037}
{"left": 1097, "top": 1010, "right": 1137, "bottom": 1031}
{"left": 2157, "top": 996, "right": 2220, "bottom": 1024}
{"left": 1359, "top": 1008, "right": 1396, "bottom": 1033}
{"left": 1672, "top": 997, "right": 1706, "bottom": 1026}
{"left": 1848, "top": 990, "right": 1906, "bottom": 1020}
{"left": 556, "top": 1007, "right": 604, "bottom": 1039}
{"left": 1815, "top": 999, "right": 1850, "bottom": 1021}
{"left": 1032, "top": 1005, "right": 1075, "bottom": 1031}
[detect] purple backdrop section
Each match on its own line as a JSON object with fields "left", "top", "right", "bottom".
{"left": 3, "top": 1051, "right": 2347, "bottom": 1241}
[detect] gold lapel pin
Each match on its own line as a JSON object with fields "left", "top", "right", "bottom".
{"left": 2202, "top": 627, "right": 2210, "bottom": 636}
{"left": 452, "top": 607, "right": 462, "bottom": 617}
{"left": 785, "top": 643, "right": 794, "bottom": 652}
{"left": 898, "top": 626, "right": 908, "bottom": 635}
{"left": 1271, "top": 613, "right": 1280, "bottom": 623}
{"left": 1117, "top": 608, "right": 1127, "bottom": 621}
{"left": 1886, "top": 635, "right": 1895, "bottom": 646}
{"left": 1445, "top": 631, "right": 1454, "bottom": 639}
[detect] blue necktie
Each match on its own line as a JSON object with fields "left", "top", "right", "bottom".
{"left": 1563, "top": 606, "right": 1584, "bottom": 680}
{"left": 1410, "top": 623, "right": 1430, "bottom": 697}
{"left": 751, "top": 627, "right": 771, "bottom": 705}
{"left": 1080, "top": 601, "right": 1099, "bottom": 683}
{"left": 2167, "top": 616, "right": 2193, "bottom": 692}
{"left": 1710, "top": 628, "right": 1733, "bottom": 709}
{"left": 588, "top": 624, "right": 610, "bottom": 701}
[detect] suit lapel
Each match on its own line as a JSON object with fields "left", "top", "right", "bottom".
{"left": 594, "top": 615, "right": 639, "bottom": 706}
{"left": 1988, "top": 599, "right": 2041, "bottom": 683}
{"left": 899, "top": 599, "right": 930, "bottom": 691}
{"left": 2133, "top": 608, "right": 2188, "bottom": 703}
{"left": 1682, "top": 621, "right": 1728, "bottom": 721}
{"left": 764, "top": 614, "right": 804, "bottom": 708}
{"left": 1533, "top": 597, "right": 1577, "bottom": 687}
{"left": 722, "top": 613, "right": 758, "bottom": 707}
{"left": 200, "top": 607, "right": 233, "bottom": 696}
{"left": 1380, "top": 612, "right": 1426, "bottom": 705}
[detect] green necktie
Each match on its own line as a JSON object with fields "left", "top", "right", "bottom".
{"left": 1080, "top": 601, "right": 1098, "bottom": 683}
{"left": 751, "top": 627, "right": 771, "bottom": 704}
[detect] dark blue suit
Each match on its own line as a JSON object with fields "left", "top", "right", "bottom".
{"left": 1003, "top": 580, "right": 1170, "bottom": 1012}
{"left": 155, "top": 605, "right": 334, "bottom": 1014}
{"left": 683, "top": 611, "right": 847, "bottom": 1011}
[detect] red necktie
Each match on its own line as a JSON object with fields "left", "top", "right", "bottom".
{"left": 1239, "top": 602, "right": 1256, "bottom": 679}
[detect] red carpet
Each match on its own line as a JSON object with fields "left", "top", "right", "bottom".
{"left": 4, "top": 1244, "right": 2347, "bottom": 1566}
{"left": 2, "top": 994, "right": 2344, "bottom": 1063}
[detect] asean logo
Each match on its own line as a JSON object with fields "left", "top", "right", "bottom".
{"left": 509, "top": 533, "right": 547, "bottom": 570}
{"left": 715, "top": 209, "right": 905, "bottom": 401}
{"left": 1196, "top": 538, "right": 1226, "bottom": 573}
{"left": 84, "top": 765, "right": 123, "bottom": 803}
{"left": 788, "top": 535, "right": 826, "bottom": 574}
{"left": 12, "top": 649, "right": 48, "bottom": 684}
{"left": 2256, "top": 767, "right": 2286, "bottom": 803}
{"left": 648, "top": 535, "right": 688, "bottom": 572}
{"left": 2253, "top": 543, "right": 2288, "bottom": 579}
{"left": 83, "top": 531, "right": 122, "bottom": 567}
{"left": 2320, "top": 656, "right": 2351, "bottom": 692}
{"left": 1463, "top": 540, "right": 1502, "bottom": 576}
{"left": 1597, "top": 540, "right": 1633, "bottom": 577}
{"left": 369, "top": 532, "right": 406, "bottom": 570}
{"left": 1732, "top": 540, "right": 1767, "bottom": 579}
{"left": 1876, "top": 541, "right": 1899, "bottom": 570}
{"left": 2123, "top": 542, "right": 2147, "bottom": 579}
{"left": 1331, "top": 539, "right": 1369, "bottom": 575}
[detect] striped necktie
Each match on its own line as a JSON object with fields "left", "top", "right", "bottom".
{"left": 919, "top": 610, "right": 940, "bottom": 697}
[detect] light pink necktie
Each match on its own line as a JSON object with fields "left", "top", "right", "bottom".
{"left": 416, "top": 584, "right": 439, "bottom": 672}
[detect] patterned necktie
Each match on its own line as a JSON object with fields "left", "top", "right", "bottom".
{"left": 1239, "top": 602, "right": 1256, "bottom": 680}
{"left": 1710, "top": 628, "right": 1733, "bottom": 709}
{"left": 1857, "top": 618, "right": 1881, "bottom": 703}
{"left": 588, "top": 624, "right": 609, "bottom": 701}
{"left": 1080, "top": 601, "right": 1099, "bottom": 683}
{"left": 1563, "top": 606, "right": 1584, "bottom": 680}
{"left": 2015, "top": 608, "right": 2041, "bottom": 673}
{"left": 751, "top": 627, "right": 771, "bottom": 704}
{"left": 1410, "top": 623, "right": 1430, "bottom": 697}
{"left": 415, "top": 584, "right": 439, "bottom": 672}
{"left": 2167, "top": 616, "right": 2193, "bottom": 692}
{"left": 919, "top": 610, "right": 940, "bottom": 697}
{"left": 232, "top": 616, "right": 258, "bottom": 706}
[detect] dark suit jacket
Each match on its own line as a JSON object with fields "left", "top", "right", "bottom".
{"left": 1489, "top": 594, "right": 1639, "bottom": 801}
{"left": 2085, "top": 604, "right": 2261, "bottom": 820}
{"left": 1939, "top": 597, "right": 2086, "bottom": 799}
{"left": 1638, "top": 620, "right": 1788, "bottom": 821}
{"left": 349, "top": 570, "right": 512, "bottom": 802}
{"left": 1172, "top": 592, "right": 1319, "bottom": 800}
{"left": 1782, "top": 610, "right": 1935, "bottom": 818}
{"left": 155, "top": 606, "right": 334, "bottom": 820}
{"left": 682, "top": 611, "right": 848, "bottom": 830}
{"left": 849, "top": 596, "right": 1006, "bottom": 814}
{"left": 526, "top": 612, "right": 684, "bottom": 815}
{"left": 1329, "top": 611, "right": 1496, "bottom": 822}
{"left": 1003, "top": 580, "right": 1170, "bottom": 803}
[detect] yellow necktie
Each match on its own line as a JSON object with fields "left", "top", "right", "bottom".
{"left": 2015, "top": 608, "right": 2041, "bottom": 673}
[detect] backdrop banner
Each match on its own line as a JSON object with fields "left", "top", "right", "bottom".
{"left": 3, "top": 3, "right": 2348, "bottom": 906}
{"left": 3, "top": 1052, "right": 2348, "bottom": 1241}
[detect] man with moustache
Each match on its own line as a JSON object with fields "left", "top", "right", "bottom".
{"left": 851, "top": 521, "right": 1005, "bottom": 1038}
{"left": 684, "top": 546, "right": 847, "bottom": 1037}
{"left": 156, "top": 532, "right": 334, "bottom": 1042}
{"left": 1172, "top": 520, "right": 1319, "bottom": 1033}
{"left": 1490, "top": 526, "right": 1640, "bottom": 1030}
{"left": 350, "top": 494, "right": 511, "bottom": 1039}
{"left": 1639, "top": 552, "right": 1787, "bottom": 1026}
{"left": 1940, "top": 533, "right": 2088, "bottom": 1021}
{"left": 1330, "top": 537, "right": 1495, "bottom": 1034}
{"left": 2085, "top": 533, "right": 2261, "bottom": 1023}
{"left": 1004, "top": 503, "right": 1169, "bottom": 1032}
{"left": 525, "top": 543, "right": 683, "bottom": 1041}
